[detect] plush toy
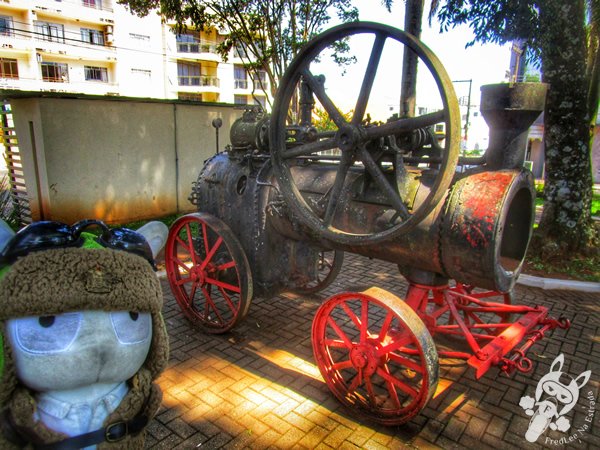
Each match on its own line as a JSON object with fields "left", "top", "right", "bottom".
{"left": 0, "top": 219, "right": 169, "bottom": 449}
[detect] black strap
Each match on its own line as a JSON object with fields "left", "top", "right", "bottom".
{"left": 33, "top": 414, "right": 149, "bottom": 450}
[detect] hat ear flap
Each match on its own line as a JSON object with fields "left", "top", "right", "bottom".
{"left": 136, "top": 222, "right": 168, "bottom": 259}
{"left": 0, "top": 323, "right": 18, "bottom": 408}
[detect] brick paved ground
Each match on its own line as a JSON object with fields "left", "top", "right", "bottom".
{"left": 147, "top": 254, "right": 600, "bottom": 449}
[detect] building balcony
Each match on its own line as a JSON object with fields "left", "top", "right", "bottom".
{"left": 178, "top": 75, "right": 219, "bottom": 88}
{"left": 0, "top": 76, "right": 118, "bottom": 95}
{"left": 177, "top": 42, "right": 218, "bottom": 55}
{"left": 174, "top": 44, "right": 221, "bottom": 63}
{"left": 234, "top": 79, "right": 248, "bottom": 89}
{"left": 81, "top": 0, "right": 113, "bottom": 13}
{"left": 0, "top": 32, "right": 34, "bottom": 55}
{"left": 34, "top": 39, "right": 116, "bottom": 63}
{"left": 175, "top": 76, "right": 220, "bottom": 96}
{"left": 30, "top": 1, "right": 114, "bottom": 24}
{"left": 252, "top": 79, "right": 269, "bottom": 92}
{"left": 0, "top": 76, "right": 39, "bottom": 91}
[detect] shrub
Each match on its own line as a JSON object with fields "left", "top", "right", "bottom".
{"left": 534, "top": 180, "right": 544, "bottom": 198}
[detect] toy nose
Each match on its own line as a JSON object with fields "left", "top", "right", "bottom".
{"left": 80, "top": 311, "right": 120, "bottom": 352}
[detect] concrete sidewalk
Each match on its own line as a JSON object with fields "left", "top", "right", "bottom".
{"left": 147, "top": 254, "right": 600, "bottom": 449}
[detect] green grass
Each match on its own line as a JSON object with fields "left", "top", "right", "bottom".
{"left": 525, "top": 254, "right": 600, "bottom": 282}
{"left": 114, "top": 213, "right": 180, "bottom": 231}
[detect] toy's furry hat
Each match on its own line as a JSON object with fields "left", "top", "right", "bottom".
{"left": 0, "top": 220, "right": 169, "bottom": 449}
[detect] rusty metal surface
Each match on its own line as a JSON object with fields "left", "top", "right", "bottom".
{"left": 190, "top": 153, "right": 322, "bottom": 297}
{"left": 440, "top": 169, "right": 536, "bottom": 292}
{"left": 481, "top": 83, "right": 548, "bottom": 170}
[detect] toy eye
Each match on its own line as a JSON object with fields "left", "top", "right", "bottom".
{"left": 38, "top": 316, "right": 55, "bottom": 328}
{"left": 9, "top": 313, "right": 82, "bottom": 354}
{"left": 110, "top": 311, "right": 151, "bottom": 345}
{"left": 543, "top": 383, "right": 557, "bottom": 395}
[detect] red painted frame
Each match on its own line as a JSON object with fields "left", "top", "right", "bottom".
{"left": 404, "top": 283, "right": 570, "bottom": 379}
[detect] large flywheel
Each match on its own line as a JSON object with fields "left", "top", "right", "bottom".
{"left": 270, "top": 22, "right": 460, "bottom": 245}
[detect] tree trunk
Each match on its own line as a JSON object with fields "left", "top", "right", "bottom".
{"left": 533, "top": 0, "right": 598, "bottom": 257}
{"left": 400, "top": 0, "right": 425, "bottom": 117}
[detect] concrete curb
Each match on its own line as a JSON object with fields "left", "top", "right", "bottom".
{"left": 517, "top": 274, "right": 600, "bottom": 293}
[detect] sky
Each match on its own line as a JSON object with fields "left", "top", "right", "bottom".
{"left": 311, "top": 0, "right": 512, "bottom": 121}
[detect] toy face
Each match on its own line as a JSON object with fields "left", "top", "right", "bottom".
{"left": 534, "top": 355, "right": 592, "bottom": 418}
{"left": 540, "top": 379, "right": 574, "bottom": 405}
{"left": 6, "top": 310, "right": 152, "bottom": 392}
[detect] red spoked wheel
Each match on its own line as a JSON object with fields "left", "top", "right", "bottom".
{"left": 165, "top": 213, "right": 252, "bottom": 334}
{"left": 293, "top": 250, "right": 344, "bottom": 294}
{"left": 312, "top": 287, "right": 438, "bottom": 425}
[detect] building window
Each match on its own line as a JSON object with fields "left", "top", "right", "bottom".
{"left": 252, "top": 69, "right": 268, "bottom": 90}
{"left": 81, "top": 28, "right": 105, "bottom": 46}
{"left": 82, "top": 0, "right": 102, "bottom": 9}
{"left": 34, "top": 21, "right": 65, "bottom": 43}
{"left": 41, "top": 62, "right": 69, "bottom": 82}
{"left": 84, "top": 66, "right": 108, "bottom": 82}
{"left": 234, "top": 95, "right": 248, "bottom": 105}
{"left": 177, "top": 61, "right": 201, "bottom": 86}
{"left": 234, "top": 65, "right": 248, "bottom": 89}
{"left": 176, "top": 33, "right": 199, "bottom": 53}
{"left": 129, "top": 33, "right": 150, "bottom": 48}
{"left": 178, "top": 93, "right": 202, "bottom": 102}
{"left": 0, "top": 16, "right": 13, "bottom": 37}
{"left": 234, "top": 44, "right": 248, "bottom": 59}
{"left": 0, "top": 58, "right": 18, "bottom": 79}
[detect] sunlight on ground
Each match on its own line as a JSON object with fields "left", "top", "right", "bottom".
{"left": 246, "top": 340, "right": 323, "bottom": 381}
{"left": 433, "top": 378, "right": 454, "bottom": 399}
{"left": 442, "top": 392, "right": 468, "bottom": 415}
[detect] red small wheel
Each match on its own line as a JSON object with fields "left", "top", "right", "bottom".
{"left": 312, "top": 287, "right": 438, "bottom": 425}
{"left": 165, "top": 213, "right": 252, "bottom": 333}
{"left": 293, "top": 250, "right": 344, "bottom": 294}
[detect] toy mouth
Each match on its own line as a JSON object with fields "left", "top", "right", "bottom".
{"left": 535, "top": 397, "right": 558, "bottom": 418}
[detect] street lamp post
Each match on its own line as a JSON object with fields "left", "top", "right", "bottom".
{"left": 453, "top": 79, "right": 473, "bottom": 148}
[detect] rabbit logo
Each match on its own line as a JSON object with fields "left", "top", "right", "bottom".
{"left": 519, "top": 354, "right": 591, "bottom": 443}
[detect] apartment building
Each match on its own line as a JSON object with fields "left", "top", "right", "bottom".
{"left": 0, "top": 0, "right": 269, "bottom": 105}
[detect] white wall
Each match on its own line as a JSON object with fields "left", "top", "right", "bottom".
{"left": 7, "top": 94, "right": 240, "bottom": 224}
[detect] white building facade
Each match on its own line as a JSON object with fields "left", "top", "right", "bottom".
{"left": 0, "top": 0, "right": 268, "bottom": 105}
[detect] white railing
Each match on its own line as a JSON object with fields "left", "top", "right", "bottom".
{"left": 178, "top": 76, "right": 220, "bottom": 88}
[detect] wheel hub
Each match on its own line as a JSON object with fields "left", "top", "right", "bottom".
{"left": 335, "top": 125, "right": 364, "bottom": 152}
{"left": 191, "top": 266, "right": 206, "bottom": 285}
{"left": 350, "top": 343, "right": 379, "bottom": 376}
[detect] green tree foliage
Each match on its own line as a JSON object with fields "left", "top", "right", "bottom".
{"left": 430, "top": 0, "right": 599, "bottom": 257}
{"left": 313, "top": 106, "right": 353, "bottom": 131}
{"left": 118, "top": 0, "right": 358, "bottom": 106}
